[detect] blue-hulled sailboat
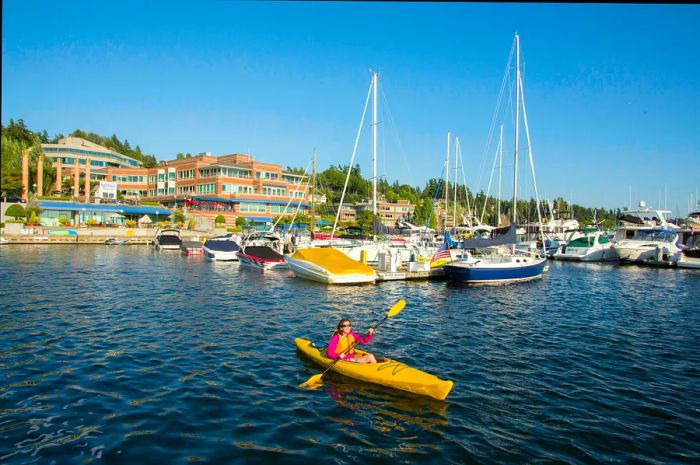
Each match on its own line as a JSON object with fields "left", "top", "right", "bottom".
{"left": 444, "top": 33, "right": 548, "bottom": 284}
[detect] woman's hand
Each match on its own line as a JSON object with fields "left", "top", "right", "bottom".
{"left": 368, "top": 327, "right": 375, "bottom": 336}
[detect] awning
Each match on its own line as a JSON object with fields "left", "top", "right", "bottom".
{"left": 244, "top": 217, "right": 274, "bottom": 223}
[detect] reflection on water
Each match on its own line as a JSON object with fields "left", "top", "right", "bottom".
{"left": 1, "top": 245, "right": 699, "bottom": 464}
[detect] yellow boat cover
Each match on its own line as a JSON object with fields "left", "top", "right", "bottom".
{"left": 291, "top": 248, "right": 375, "bottom": 276}
{"left": 295, "top": 337, "right": 453, "bottom": 401}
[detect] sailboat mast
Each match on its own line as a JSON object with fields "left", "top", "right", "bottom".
{"left": 498, "top": 124, "right": 503, "bottom": 226}
{"left": 513, "top": 33, "right": 520, "bottom": 224}
{"left": 445, "top": 131, "right": 450, "bottom": 231}
{"left": 453, "top": 137, "right": 459, "bottom": 226}
{"left": 372, "top": 71, "right": 378, "bottom": 220}
{"left": 311, "top": 147, "right": 316, "bottom": 209}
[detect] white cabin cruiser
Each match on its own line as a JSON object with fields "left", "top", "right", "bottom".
{"left": 553, "top": 227, "right": 616, "bottom": 262}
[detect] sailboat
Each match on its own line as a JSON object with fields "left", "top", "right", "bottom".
{"left": 444, "top": 33, "right": 548, "bottom": 284}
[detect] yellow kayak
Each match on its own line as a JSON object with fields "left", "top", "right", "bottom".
{"left": 295, "top": 337, "right": 454, "bottom": 401}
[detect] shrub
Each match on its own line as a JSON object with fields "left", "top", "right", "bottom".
{"left": 171, "top": 208, "right": 185, "bottom": 224}
{"left": 58, "top": 217, "right": 70, "bottom": 226}
{"left": 27, "top": 212, "right": 40, "bottom": 225}
{"left": 227, "top": 226, "right": 242, "bottom": 233}
{"left": 214, "top": 214, "right": 226, "bottom": 225}
{"left": 187, "top": 218, "right": 196, "bottom": 230}
{"left": 125, "top": 220, "right": 137, "bottom": 228}
{"left": 235, "top": 217, "right": 247, "bottom": 227}
{"left": 86, "top": 218, "right": 98, "bottom": 227}
{"left": 5, "top": 204, "right": 26, "bottom": 219}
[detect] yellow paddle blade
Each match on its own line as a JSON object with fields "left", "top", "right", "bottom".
{"left": 387, "top": 299, "right": 406, "bottom": 318}
{"left": 299, "top": 373, "right": 324, "bottom": 389}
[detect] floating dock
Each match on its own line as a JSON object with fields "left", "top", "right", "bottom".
{"left": 374, "top": 267, "right": 445, "bottom": 282}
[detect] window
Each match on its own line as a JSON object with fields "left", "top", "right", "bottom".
{"left": 263, "top": 186, "right": 286, "bottom": 196}
{"left": 239, "top": 203, "right": 266, "bottom": 213}
{"left": 270, "top": 205, "right": 293, "bottom": 214}
{"left": 197, "top": 183, "right": 217, "bottom": 194}
{"left": 222, "top": 184, "right": 254, "bottom": 194}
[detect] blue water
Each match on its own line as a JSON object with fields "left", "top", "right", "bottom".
{"left": 1, "top": 245, "right": 699, "bottom": 464}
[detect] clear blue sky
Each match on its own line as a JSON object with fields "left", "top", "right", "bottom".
{"left": 3, "top": 1, "right": 699, "bottom": 215}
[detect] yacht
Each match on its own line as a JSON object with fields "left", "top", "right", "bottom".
{"left": 553, "top": 227, "right": 616, "bottom": 262}
{"left": 612, "top": 228, "right": 683, "bottom": 266}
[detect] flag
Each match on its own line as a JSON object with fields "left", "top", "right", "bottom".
{"left": 431, "top": 241, "right": 451, "bottom": 263}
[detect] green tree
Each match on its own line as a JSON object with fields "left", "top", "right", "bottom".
{"left": 25, "top": 197, "right": 43, "bottom": 219}
{"left": 171, "top": 208, "right": 185, "bottom": 224}
{"left": 214, "top": 214, "right": 226, "bottom": 225}
{"left": 235, "top": 217, "right": 247, "bottom": 227}
{"left": 5, "top": 204, "right": 26, "bottom": 219}
{"left": 356, "top": 210, "right": 373, "bottom": 231}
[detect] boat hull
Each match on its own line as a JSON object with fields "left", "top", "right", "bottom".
{"left": 237, "top": 251, "right": 288, "bottom": 270}
{"left": 203, "top": 247, "right": 239, "bottom": 261}
{"left": 444, "top": 256, "right": 547, "bottom": 284}
{"left": 554, "top": 246, "right": 617, "bottom": 262}
{"left": 612, "top": 242, "right": 680, "bottom": 266}
{"left": 295, "top": 338, "right": 453, "bottom": 401}
{"left": 284, "top": 255, "right": 376, "bottom": 284}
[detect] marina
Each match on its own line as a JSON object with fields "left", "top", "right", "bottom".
{"left": 2, "top": 2, "right": 699, "bottom": 464}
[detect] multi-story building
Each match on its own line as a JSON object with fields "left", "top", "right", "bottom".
{"left": 38, "top": 138, "right": 309, "bottom": 225}
{"left": 353, "top": 199, "right": 415, "bottom": 226}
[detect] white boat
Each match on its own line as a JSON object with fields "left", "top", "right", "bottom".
{"left": 237, "top": 230, "right": 288, "bottom": 270}
{"left": 203, "top": 234, "right": 240, "bottom": 261}
{"left": 444, "top": 34, "right": 547, "bottom": 285}
{"left": 612, "top": 228, "right": 683, "bottom": 266}
{"left": 284, "top": 247, "right": 376, "bottom": 284}
{"left": 553, "top": 227, "right": 616, "bottom": 262}
{"left": 154, "top": 228, "right": 182, "bottom": 251}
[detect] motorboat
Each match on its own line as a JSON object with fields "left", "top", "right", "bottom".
{"left": 181, "top": 239, "right": 204, "bottom": 256}
{"left": 284, "top": 247, "right": 377, "bottom": 284}
{"left": 677, "top": 231, "right": 700, "bottom": 269}
{"left": 105, "top": 237, "right": 129, "bottom": 245}
{"left": 553, "top": 227, "right": 616, "bottom": 262}
{"left": 203, "top": 234, "right": 240, "bottom": 261}
{"left": 154, "top": 228, "right": 182, "bottom": 251}
{"left": 236, "top": 230, "right": 288, "bottom": 270}
{"left": 612, "top": 228, "right": 683, "bottom": 266}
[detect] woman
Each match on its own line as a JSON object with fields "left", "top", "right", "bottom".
{"left": 327, "top": 318, "right": 377, "bottom": 364}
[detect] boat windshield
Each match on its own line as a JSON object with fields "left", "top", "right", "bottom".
{"left": 631, "top": 230, "right": 677, "bottom": 243}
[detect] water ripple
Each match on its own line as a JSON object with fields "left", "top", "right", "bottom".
{"left": 1, "top": 246, "right": 699, "bottom": 463}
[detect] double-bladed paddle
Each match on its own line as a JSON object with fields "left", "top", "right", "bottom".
{"left": 299, "top": 299, "right": 406, "bottom": 389}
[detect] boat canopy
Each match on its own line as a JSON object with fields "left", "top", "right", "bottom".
{"left": 291, "top": 248, "right": 375, "bottom": 275}
{"left": 445, "top": 224, "right": 517, "bottom": 249}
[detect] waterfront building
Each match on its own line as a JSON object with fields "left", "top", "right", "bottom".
{"left": 33, "top": 138, "right": 309, "bottom": 226}
{"left": 353, "top": 199, "right": 415, "bottom": 226}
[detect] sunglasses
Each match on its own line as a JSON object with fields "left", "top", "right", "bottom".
{"left": 341, "top": 323, "right": 351, "bottom": 327}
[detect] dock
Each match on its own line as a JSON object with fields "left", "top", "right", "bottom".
{"left": 374, "top": 266, "right": 445, "bottom": 282}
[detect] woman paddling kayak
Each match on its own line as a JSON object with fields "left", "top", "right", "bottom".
{"left": 327, "top": 318, "right": 377, "bottom": 364}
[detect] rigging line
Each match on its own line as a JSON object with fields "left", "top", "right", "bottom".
{"left": 422, "top": 163, "right": 446, "bottom": 241}
{"left": 518, "top": 70, "right": 546, "bottom": 256}
{"left": 378, "top": 79, "right": 411, "bottom": 188}
{"left": 476, "top": 38, "right": 516, "bottom": 196}
{"left": 270, "top": 158, "right": 312, "bottom": 231}
{"left": 458, "top": 139, "right": 473, "bottom": 226}
{"left": 332, "top": 79, "right": 373, "bottom": 239}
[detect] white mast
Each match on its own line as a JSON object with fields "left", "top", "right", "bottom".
{"left": 498, "top": 124, "right": 503, "bottom": 226}
{"left": 444, "top": 131, "right": 450, "bottom": 230}
{"left": 453, "top": 137, "right": 459, "bottom": 226}
{"left": 372, "top": 70, "right": 378, "bottom": 222}
{"left": 513, "top": 33, "right": 521, "bottom": 225}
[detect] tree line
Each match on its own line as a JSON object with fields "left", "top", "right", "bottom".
{"left": 2, "top": 118, "right": 621, "bottom": 229}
